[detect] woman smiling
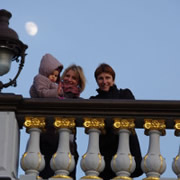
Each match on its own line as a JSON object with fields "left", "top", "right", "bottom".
{"left": 90, "top": 63, "right": 143, "bottom": 180}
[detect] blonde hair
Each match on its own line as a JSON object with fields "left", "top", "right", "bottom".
{"left": 61, "top": 64, "right": 86, "bottom": 92}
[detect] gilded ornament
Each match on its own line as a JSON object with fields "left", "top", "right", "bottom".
{"left": 96, "top": 153, "right": 103, "bottom": 171}
{"left": 81, "top": 153, "right": 87, "bottom": 171}
{"left": 143, "top": 154, "right": 149, "bottom": 173}
{"left": 24, "top": 117, "right": 46, "bottom": 130}
{"left": 52, "top": 153, "right": 57, "bottom": 170}
{"left": 82, "top": 153, "right": 87, "bottom": 159}
{"left": 81, "top": 175, "right": 102, "bottom": 179}
{"left": 128, "top": 154, "right": 133, "bottom": 172}
{"left": 113, "top": 176, "right": 132, "bottom": 180}
{"left": 67, "top": 152, "right": 72, "bottom": 171}
{"left": 174, "top": 155, "right": 180, "bottom": 172}
{"left": 143, "top": 177, "right": 159, "bottom": 180}
{"left": 144, "top": 119, "right": 166, "bottom": 136}
{"left": 113, "top": 118, "right": 135, "bottom": 134}
{"left": 37, "top": 152, "right": 42, "bottom": 171}
{"left": 174, "top": 119, "right": 180, "bottom": 136}
{"left": 37, "top": 176, "right": 42, "bottom": 179}
{"left": 54, "top": 117, "right": 76, "bottom": 130}
{"left": 21, "top": 152, "right": 28, "bottom": 171}
{"left": 52, "top": 174, "right": 72, "bottom": 179}
{"left": 158, "top": 155, "right": 164, "bottom": 173}
{"left": 83, "top": 117, "right": 105, "bottom": 133}
{"left": 112, "top": 154, "right": 118, "bottom": 172}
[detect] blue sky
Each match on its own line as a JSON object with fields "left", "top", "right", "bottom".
{"left": 1, "top": 0, "right": 180, "bottom": 179}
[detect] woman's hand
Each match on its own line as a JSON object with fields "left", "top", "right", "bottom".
{"left": 58, "top": 82, "right": 64, "bottom": 97}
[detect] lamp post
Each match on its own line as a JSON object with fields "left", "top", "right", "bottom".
{"left": 0, "top": 9, "right": 28, "bottom": 92}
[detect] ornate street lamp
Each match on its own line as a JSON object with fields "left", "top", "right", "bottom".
{"left": 0, "top": 9, "right": 28, "bottom": 91}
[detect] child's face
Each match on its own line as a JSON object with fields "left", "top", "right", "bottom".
{"left": 48, "top": 70, "right": 59, "bottom": 83}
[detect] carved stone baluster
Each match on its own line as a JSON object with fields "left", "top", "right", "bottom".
{"left": 172, "top": 119, "right": 180, "bottom": 180}
{"left": 20, "top": 117, "right": 46, "bottom": 179}
{"left": 141, "top": 119, "right": 166, "bottom": 180}
{"left": 80, "top": 117, "right": 105, "bottom": 180}
{"left": 111, "top": 118, "right": 136, "bottom": 180}
{"left": 50, "top": 117, "right": 76, "bottom": 180}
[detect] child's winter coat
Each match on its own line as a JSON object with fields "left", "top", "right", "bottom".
{"left": 30, "top": 53, "right": 63, "bottom": 98}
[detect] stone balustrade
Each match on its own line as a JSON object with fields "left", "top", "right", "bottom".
{"left": 0, "top": 94, "right": 179, "bottom": 180}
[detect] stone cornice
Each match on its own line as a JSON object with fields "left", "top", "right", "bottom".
{"left": 0, "top": 94, "right": 180, "bottom": 129}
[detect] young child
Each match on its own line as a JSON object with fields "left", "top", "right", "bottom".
{"left": 29, "top": 53, "right": 64, "bottom": 179}
{"left": 30, "top": 53, "right": 63, "bottom": 98}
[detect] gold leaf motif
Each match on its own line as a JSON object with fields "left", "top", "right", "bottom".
{"left": 113, "top": 176, "right": 132, "bottom": 180}
{"left": 144, "top": 119, "right": 166, "bottom": 136}
{"left": 174, "top": 119, "right": 180, "bottom": 136}
{"left": 113, "top": 118, "right": 135, "bottom": 134}
{"left": 52, "top": 174, "right": 72, "bottom": 179}
{"left": 81, "top": 175, "right": 103, "bottom": 179}
{"left": 24, "top": 117, "right": 46, "bottom": 129}
{"left": 143, "top": 177, "right": 160, "bottom": 180}
{"left": 83, "top": 118, "right": 105, "bottom": 132}
{"left": 174, "top": 155, "right": 180, "bottom": 172}
{"left": 54, "top": 117, "right": 76, "bottom": 129}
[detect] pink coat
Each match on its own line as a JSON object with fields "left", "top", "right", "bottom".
{"left": 29, "top": 53, "right": 63, "bottom": 98}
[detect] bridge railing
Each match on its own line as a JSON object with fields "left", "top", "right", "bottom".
{"left": 0, "top": 94, "right": 179, "bottom": 180}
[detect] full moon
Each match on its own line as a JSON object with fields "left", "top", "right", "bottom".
{"left": 25, "top": 21, "right": 38, "bottom": 36}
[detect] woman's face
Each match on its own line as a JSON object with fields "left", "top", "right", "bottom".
{"left": 63, "top": 69, "right": 79, "bottom": 86}
{"left": 97, "top": 72, "right": 114, "bottom": 91}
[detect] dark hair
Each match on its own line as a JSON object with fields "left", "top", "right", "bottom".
{"left": 94, "top": 63, "right": 115, "bottom": 81}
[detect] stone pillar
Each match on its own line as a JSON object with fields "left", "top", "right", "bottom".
{"left": 80, "top": 117, "right": 105, "bottom": 180}
{"left": 0, "top": 112, "right": 20, "bottom": 180}
{"left": 141, "top": 119, "right": 166, "bottom": 180}
{"left": 111, "top": 118, "right": 136, "bottom": 180}
{"left": 20, "top": 117, "right": 45, "bottom": 179}
{"left": 172, "top": 119, "right": 180, "bottom": 180}
{"left": 50, "top": 117, "right": 76, "bottom": 180}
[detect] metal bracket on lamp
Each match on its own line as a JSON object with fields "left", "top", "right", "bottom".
{"left": 0, "top": 9, "right": 28, "bottom": 92}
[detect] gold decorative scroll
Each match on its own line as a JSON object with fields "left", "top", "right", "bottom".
{"left": 81, "top": 175, "right": 102, "bottom": 179}
{"left": 24, "top": 117, "right": 46, "bottom": 130}
{"left": 144, "top": 119, "right": 166, "bottom": 136}
{"left": 143, "top": 177, "right": 160, "bottom": 180}
{"left": 113, "top": 118, "right": 135, "bottom": 134}
{"left": 174, "top": 119, "right": 180, "bottom": 136}
{"left": 83, "top": 117, "right": 105, "bottom": 133}
{"left": 52, "top": 174, "right": 72, "bottom": 179}
{"left": 174, "top": 154, "right": 180, "bottom": 173}
{"left": 54, "top": 117, "right": 76, "bottom": 130}
{"left": 113, "top": 176, "right": 132, "bottom": 180}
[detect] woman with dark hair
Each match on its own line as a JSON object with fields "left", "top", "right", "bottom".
{"left": 90, "top": 63, "right": 143, "bottom": 180}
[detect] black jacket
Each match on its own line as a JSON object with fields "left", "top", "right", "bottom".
{"left": 90, "top": 84, "right": 135, "bottom": 100}
{"left": 90, "top": 85, "right": 143, "bottom": 179}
